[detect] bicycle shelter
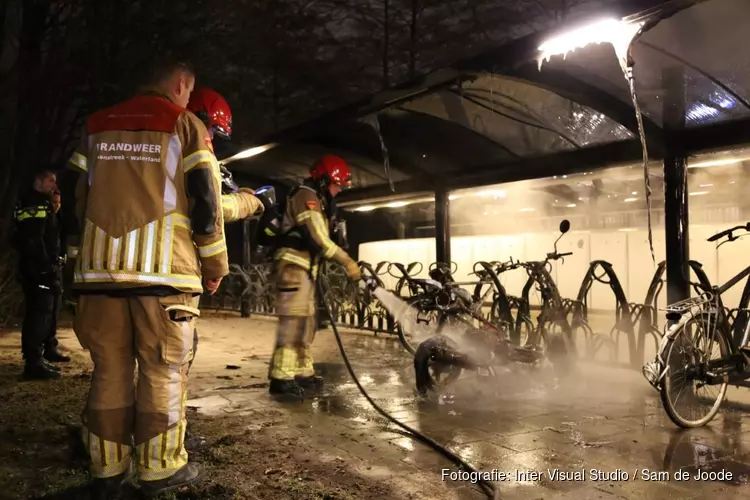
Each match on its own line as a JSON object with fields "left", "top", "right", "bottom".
{"left": 215, "top": 0, "right": 750, "bottom": 368}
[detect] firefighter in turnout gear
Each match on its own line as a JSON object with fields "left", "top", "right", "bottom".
{"left": 186, "top": 87, "right": 263, "bottom": 223}
{"left": 13, "top": 170, "right": 70, "bottom": 380}
{"left": 269, "top": 154, "right": 361, "bottom": 397}
{"left": 64, "top": 59, "right": 228, "bottom": 498}
{"left": 185, "top": 87, "right": 262, "bottom": 374}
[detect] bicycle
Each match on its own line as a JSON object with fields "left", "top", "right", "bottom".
{"left": 643, "top": 222, "right": 750, "bottom": 428}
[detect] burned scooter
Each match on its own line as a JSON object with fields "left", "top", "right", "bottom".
{"left": 392, "top": 220, "right": 576, "bottom": 395}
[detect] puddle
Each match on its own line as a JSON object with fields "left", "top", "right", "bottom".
{"left": 664, "top": 436, "right": 750, "bottom": 485}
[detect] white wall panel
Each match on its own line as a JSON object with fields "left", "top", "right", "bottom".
{"left": 358, "top": 220, "right": 747, "bottom": 313}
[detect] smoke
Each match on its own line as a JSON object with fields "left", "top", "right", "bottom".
{"left": 371, "top": 282, "right": 649, "bottom": 410}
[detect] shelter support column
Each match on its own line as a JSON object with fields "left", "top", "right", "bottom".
{"left": 664, "top": 152, "right": 690, "bottom": 305}
{"left": 663, "top": 65, "right": 689, "bottom": 306}
{"left": 435, "top": 188, "right": 451, "bottom": 264}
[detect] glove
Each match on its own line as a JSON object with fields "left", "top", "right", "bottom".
{"left": 344, "top": 260, "right": 361, "bottom": 281}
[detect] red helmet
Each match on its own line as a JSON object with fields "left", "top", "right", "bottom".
{"left": 187, "top": 88, "right": 232, "bottom": 140}
{"left": 310, "top": 155, "right": 352, "bottom": 188}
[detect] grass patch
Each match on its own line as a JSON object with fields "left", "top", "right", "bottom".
{"left": 0, "top": 344, "right": 400, "bottom": 499}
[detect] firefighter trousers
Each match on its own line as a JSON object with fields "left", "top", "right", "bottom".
{"left": 73, "top": 293, "right": 200, "bottom": 481}
{"left": 269, "top": 262, "right": 317, "bottom": 380}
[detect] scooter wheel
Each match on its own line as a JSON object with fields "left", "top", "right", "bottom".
{"left": 414, "top": 336, "right": 463, "bottom": 396}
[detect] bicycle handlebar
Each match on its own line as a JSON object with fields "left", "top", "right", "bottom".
{"left": 707, "top": 222, "right": 750, "bottom": 243}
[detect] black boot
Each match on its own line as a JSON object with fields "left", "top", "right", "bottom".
{"left": 44, "top": 349, "right": 71, "bottom": 363}
{"left": 139, "top": 463, "right": 205, "bottom": 496}
{"left": 89, "top": 471, "right": 129, "bottom": 500}
{"left": 22, "top": 362, "right": 61, "bottom": 380}
{"left": 44, "top": 360, "right": 62, "bottom": 372}
{"left": 269, "top": 378, "right": 305, "bottom": 398}
{"left": 295, "top": 375, "right": 324, "bottom": 392}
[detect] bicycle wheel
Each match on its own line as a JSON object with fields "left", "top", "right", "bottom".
{"left": 660, "top": 313, "right": 730, "bottom": 428}
{"left": 414, "top": 335, "right": 464, "bottom": 395}
{"left": 396, "top": 297, "right": 438, "bottom": 355}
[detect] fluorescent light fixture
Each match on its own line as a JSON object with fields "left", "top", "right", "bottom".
{"left": 699, "top": 183, "right": 713, "bottom": 188}
{"left": 624, "top": 197, "right": 638, "bottom": 202}
{"left": 689, "top": 191, "right": 709, "bottom": 196}
{"left": 618, "top": 228, "right": 638, "bottom": 232}
{"left": 449, "top": 194, "right": 458, "bottom": 201}
{"left": 538, "top": 19, "right": 644, "bottom": 69}
{"left": 688, "top": 157, "right": 748, "bottom": 169}
{"left": 385, "top": 201, "right": 409, "bottom": 208}
{"left": 354, "top": 205, "right": 376, "bottom": 212}
{"left": 519, "top": 207, "right": 535, "bottom": 212}
{"left": 219, "top": 143, "right": 279, "bottom": 165}
{"left": 477, "top": 189, "right": 507, "bottom": 198}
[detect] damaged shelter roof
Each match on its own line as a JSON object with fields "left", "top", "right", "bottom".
{"left": 220, "top": 0, "right": 750, "bottom": 206}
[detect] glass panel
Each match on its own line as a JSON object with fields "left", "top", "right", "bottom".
{"left": 401, "top": 75, "right": 633, "bottom": 157}
{"left": 642, "top": 0, "right": 750, "bottom": 106}
{"left": 539, "top": 0, "right": 750, "bottom": 127}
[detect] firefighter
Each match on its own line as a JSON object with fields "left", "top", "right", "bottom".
{"left": 184, "top": 87, "right": 263, "bottom": 373}
{"left": 13, "top": 170, "right": 69, "bottom": 380}
{"left": 64, "top": 58, "right": 228, "bottom": 497}
{"left": 186, "top": 87, "right": 262, "bottom": 223}
{"left": 268, "top": 154, "right": 361, "bottom": 397}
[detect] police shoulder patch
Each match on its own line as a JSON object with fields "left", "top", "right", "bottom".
{"left": 306, "top": 201, "right": 318, "bottom": 210}
{"left": 204, "top": 136, "right": 214, "bottom": 153}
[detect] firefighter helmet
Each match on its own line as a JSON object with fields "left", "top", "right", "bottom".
{"left": 310, "top": 155, "right": 352, "bottom": 188}
{"left": 187, "top": 88, "right": 232, "bottom": 140}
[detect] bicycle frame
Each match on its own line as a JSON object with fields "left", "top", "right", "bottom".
{"left": 644, "top": 264, "right": 750, "bottom": 390}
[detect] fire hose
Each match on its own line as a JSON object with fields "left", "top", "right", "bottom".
{"left": 318, "top": 279, "right": 498, "bottom": 499}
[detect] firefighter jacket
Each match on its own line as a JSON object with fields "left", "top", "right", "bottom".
{"left": 65, "top": 92, "right": 229, "bottom": 295}
{"left": 222, "top": 188, "right": 263, "bottom": 223}
{"left": 274, "top": 181, "right": 355, "bottom": 276}
{"left": 13, "top": 189, "right": 61, "bottom": 280}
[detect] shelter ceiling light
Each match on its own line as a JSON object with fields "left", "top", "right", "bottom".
{"left": 688, "top": 157, "right": 747, "bottom": 169}
{"left": 219, "top": 142, "right": 279, "bottom": 165}
{"left": 566, "top": 203, "right": 577, "bottom": 208}
{"left": 354, "top": 205, "right": 376, "bottom": 212}
{"left": 477, "top": 189, "right": 507, "bottom": 198}
{"left": 537, "top": 18, "right": 644, "bottom": 69}
{"left": 624, "top": 197, "right": 638, "bottom": 202}
{"left": 519, "top": 208, "right": 535, "bottom": 212}
{"left": 386, "top": 201, "right": 409, "bottom": 208}
{"left": 689, "top": 191, "right": 709, "bottom": 196}
{"left": 449, "top": 194, "right": 459, "bottom": 200}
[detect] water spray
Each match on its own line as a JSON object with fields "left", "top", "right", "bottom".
{"left": 318, "top": 278, "right": 498, "bottom": 499}
{"left": 538, "top": 17, "right": 655, "bottom": 264}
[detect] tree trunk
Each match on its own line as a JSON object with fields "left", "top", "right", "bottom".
{"left": 408, "top": 0, "right": 418, "bottom": 79}
{"left": 382, "top": 0, "right": 390, "bottom": 89}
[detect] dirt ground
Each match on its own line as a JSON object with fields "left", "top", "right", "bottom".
{"left": 0, "top": 315, "right": 433, "bottom": 500}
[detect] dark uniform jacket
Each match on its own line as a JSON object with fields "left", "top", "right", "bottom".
{"left": 13, "top": 189, "right": 61, "bottom": 283}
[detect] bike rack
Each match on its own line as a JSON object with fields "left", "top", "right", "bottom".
{"left": 575, "top": 260, "right": 635, "bottom": 367}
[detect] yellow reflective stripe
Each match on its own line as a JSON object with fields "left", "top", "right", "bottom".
{"left": 173, "top": 214, "right": 191, "bottom": 230}
{"left": 74, "top": 271, "right": 202, "bottom": 288}
{"left": 275, "top": 250, "right": 311, "bottom": 270}
{"left": 163, "top": 305, "right": 201, "bottom": 317}
{"left": 308, "top": 211, "right": 338, "bottom": 256}
{"left": 197, "top": 239, "right": 226, "bottom": 258}
{"left": 183, "top": 150, "right": 214, "bottom": 172}
{"left": 222, "top": 195, "right": 239, "bottom": 220}
{"left": 67, "top": 245, "right": 79, "bottom": 258}
{"left": 14, "top": 209, "right": 48, "bottom": 221}
{"left": 70, "top": 152, "right": 87, "bottom": 172}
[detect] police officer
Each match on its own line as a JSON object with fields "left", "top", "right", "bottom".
{"left": 65, "top": 58, "right": 228, "bottom": 497}
{"left": 46, "top": 189, "right": 68, "bottom": 366}
{"left": 13, "top": 170, "right": 69, "bottom": 380}
{"left": 268, "top": 155, "right": 361, "bottom": 397}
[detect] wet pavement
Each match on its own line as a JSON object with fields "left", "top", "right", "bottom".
{"left": 182, "top": 313, "right": 750, "bottom": 499}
